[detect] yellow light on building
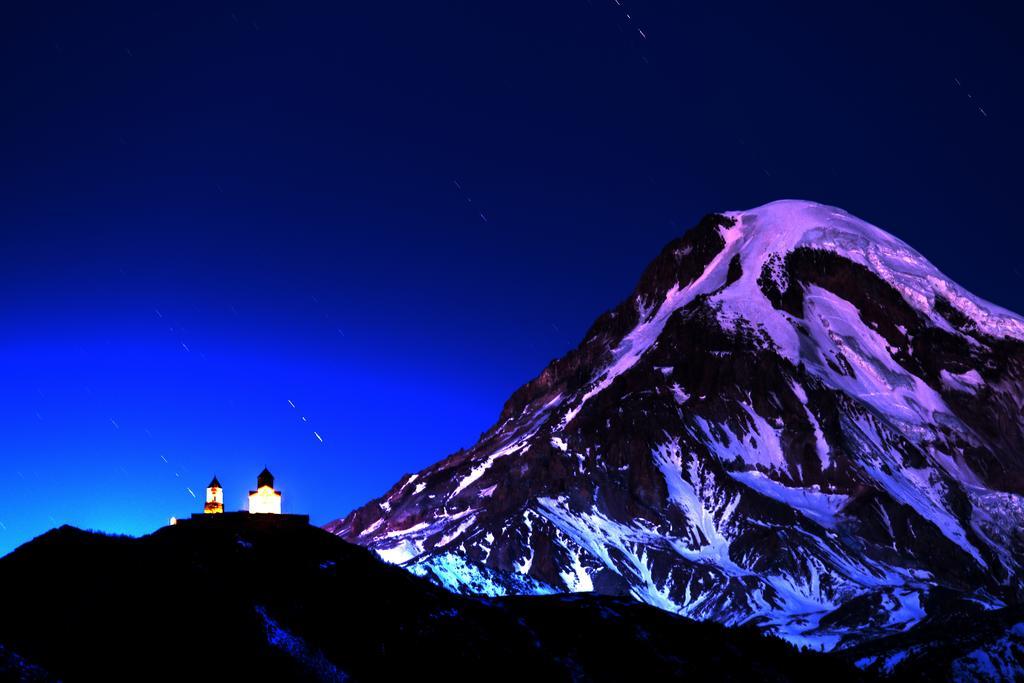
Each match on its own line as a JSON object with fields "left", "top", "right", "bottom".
{"left": 248, "top": 467, "right": 282, "bottom": 514}
{"left": 204, "top": 476, "right": 225, "bottom": 514}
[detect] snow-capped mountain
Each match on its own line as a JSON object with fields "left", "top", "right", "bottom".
{"left": 328, "top": 200, "right": 1024, "bottom": 657}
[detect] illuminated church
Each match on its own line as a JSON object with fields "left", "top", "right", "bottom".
{"left": 247, "top": 467, "right": 282, "bottom": 514}
{"left": 204, "top": 476, "right": 224, "bottom": 514}
{"left": 199, "top": 467, "right": 283, "bottom": 515}
{"left": 171, "top": 467, "right": 307, "bottom": 527}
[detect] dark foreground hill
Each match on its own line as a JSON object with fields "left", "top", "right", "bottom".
{"left": 0, "top": 518, "right": 865, "bottom": 682}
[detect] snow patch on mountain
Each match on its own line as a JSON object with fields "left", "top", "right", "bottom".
{"left": 729, "top": 470, "right": 848, "bottom": 528}
{"left": 407, "top": 552, "right": 559, "bottom": 598}
{"left": 653, "top": 440, "right": 740, "bottom": 568}
{"left": 941, "top": 368, "right": 985, "bottom": 393}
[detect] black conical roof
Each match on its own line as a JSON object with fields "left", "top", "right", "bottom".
{"left": 257, "top": 467, "right": 274, "bottom": 488}
{"left": 208, "top": 475, "right": 222, "bottom": 489}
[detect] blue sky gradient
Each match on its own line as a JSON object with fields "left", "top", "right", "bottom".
{"left": 2, "top": 0, "right": 1023, "bottom": 554}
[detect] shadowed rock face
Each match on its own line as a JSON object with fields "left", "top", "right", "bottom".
{"left": 0, "top": 523, "right": 865, "bottom": 682}
{"left": 329, "top": 200, "right": 1024, "bottom": 657}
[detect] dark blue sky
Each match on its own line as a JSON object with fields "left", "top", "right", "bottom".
{"left": 1, "top": 1, "right": 1022, "bottom": 555}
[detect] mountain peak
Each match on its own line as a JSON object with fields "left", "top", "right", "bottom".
{"left": 721, "top": 200, "right": 1024, "bottom": 342}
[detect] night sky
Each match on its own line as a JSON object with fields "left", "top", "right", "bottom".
{"left": 2, "top": 1, "right": 1022, "bottom": 555}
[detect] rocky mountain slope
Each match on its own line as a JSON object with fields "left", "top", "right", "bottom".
{"left": 329, "top": 200, "right": 1024, "bottom": 658}
{"left": 0, "top": 521, "right": 861, "bottom": 682}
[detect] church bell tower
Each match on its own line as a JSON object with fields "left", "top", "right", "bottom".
{"left": 204, "top": 476, "right": 224, "bottom": 514}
